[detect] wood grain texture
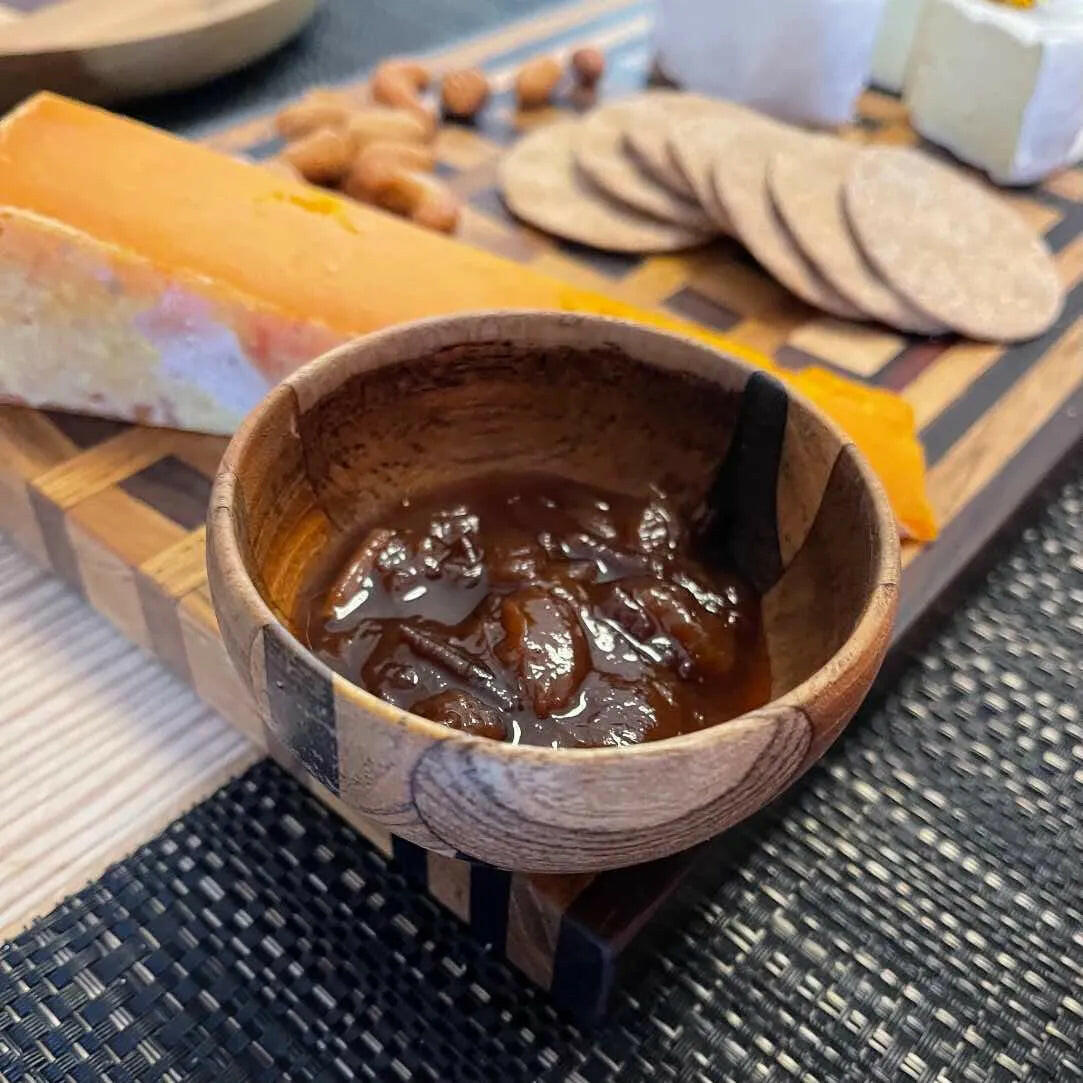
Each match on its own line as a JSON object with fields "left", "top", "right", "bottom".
{"left": 68, "top": 516, "right": 151, "bottom": 649}
{"left": 505, "top": 872, "right": 594, "bottom": 987}
{"left": 426, "top": 852, "right": 472, "bottom": 923}
{"left": 0, "top": 0, "right": 316, "bottom": 107}
{"left": 927, "top": 318, "right": 1083, "bottom": 524}
{"left": 207, "top": 311, "right": 898, "bottom": 872}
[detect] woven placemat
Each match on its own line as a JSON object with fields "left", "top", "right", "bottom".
{"left": 2, "top": 468, "right": 1080, "bottom": 1082}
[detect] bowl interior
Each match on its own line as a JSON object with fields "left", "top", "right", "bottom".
{"left": 229, "top": 326, "right": 891, "bottom": 711}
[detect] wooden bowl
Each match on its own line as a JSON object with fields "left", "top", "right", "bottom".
{"left": 207, "top": 311, "right": 900, "bottom": 873}
{"left": 0, "top": 0, "right": 317, "bottom": 110}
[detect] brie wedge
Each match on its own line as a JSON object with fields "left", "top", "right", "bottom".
{"left": 906, "top": 0, "right": 1083, "bottom": 184}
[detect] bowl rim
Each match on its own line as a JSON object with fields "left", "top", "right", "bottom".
{"left": 210, "top": 308, "right": 901, "bottom": 765}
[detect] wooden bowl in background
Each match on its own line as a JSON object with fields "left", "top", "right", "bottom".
{"left": 0, "top": 0, "right": 317, "bottom": 109}
{"left": 207, "top": 311, "right": 900, "bottom": 873}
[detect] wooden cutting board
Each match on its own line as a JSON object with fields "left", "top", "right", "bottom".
{"left": 0, "top": 0, "right": 1080, "bottom": 1021}
{"left": 0, "top": 0, "right": 316, "bottom": 107}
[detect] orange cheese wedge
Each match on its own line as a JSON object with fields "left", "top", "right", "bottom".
{"left": 0, "top": 92, "right": 936, "bottom": 539}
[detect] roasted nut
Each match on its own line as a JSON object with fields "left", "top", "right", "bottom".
{"left": 570, "top": 46, "right": 605, "bottom": 88}
{"left": 346, "top": 107, "right": 432, "bottom": 152}
{"left": 274, "top": 90, "right": 352, "bottom": 139}
{"left": 372, "top": 58, "right": 430, "bottom": 95}
{"left": 363, "top": 165, "right": 461, "bottom": 233}
{"left": 357, "top": 98, "right": 433, "bottom": 142}
{"left": 370, "top": 58, "right": 435, "bottom": 131}
{"left": 514, "top": 55, "right": 562, "bottom": 109}
{"left": 369, "top": 166, "right": 441, "bottom": 213}
{"left": 372, "top": 72, "right": 421, "bottom": 111}
{"left": 281, "top": 127, "right": 353, "bottom": 185}
{"left": 410, "top": 191, "right": 461, "bottom": 234}
{"left": 358, "top": 139, "right": 436, "bottom": 173}
{"left": 441, "top": 68, "right": 490, "bottom": 120}
{"left": 343, "top": 140, "right": 436, "bottom": 201}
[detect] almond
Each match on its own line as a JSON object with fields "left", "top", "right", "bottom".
{"left": 346, "top": 107, "right": 432, "bottom": 152}
{"left": 344, "top": 141, "right": 436, "bottom": 201}
{"left": 441, "top": 68, "right": 490, "bottom": 120}
{"left": 570, "top": 47, "right": 605, "bottom": 88}
{"left": 281, "top": 127, "right": 353, "bottom": 185}
{"left": 275, "top": 92, "right": 352, "bottom": 139}
{"left": 514, "top": 56, "right": 562, "bottom": 109}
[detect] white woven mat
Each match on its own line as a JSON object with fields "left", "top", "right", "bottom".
{"left": 0, "top": 536, "right": 258, "bottom": 941}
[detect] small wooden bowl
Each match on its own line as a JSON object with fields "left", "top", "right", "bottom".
{"left": 207, "top": 311, "right": 899, "bottom": 873}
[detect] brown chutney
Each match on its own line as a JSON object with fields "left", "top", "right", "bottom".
{"left": 296, "top": 472, "right": 770, "bottom": 747}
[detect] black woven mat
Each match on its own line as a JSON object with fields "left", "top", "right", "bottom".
{"left": 2, "top": 467, "right": 1081, "bottom": 1082}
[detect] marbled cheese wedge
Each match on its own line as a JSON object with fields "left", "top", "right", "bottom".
{"left": 0, "top": 207, "right": 341, "bottom": 433}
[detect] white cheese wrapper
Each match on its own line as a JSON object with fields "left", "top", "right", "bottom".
{"left": 871, "top": 0, "right": 927, "bottom": 92}
{"left": 653, "top": 0, "right": 885, "bottom": 126}
{"left": 906, "top": 0, "right": 1083, "bottom": 185}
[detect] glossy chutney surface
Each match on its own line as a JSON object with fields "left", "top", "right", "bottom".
{"left": 297, "top": 473, "right": 771, "bottom": 747}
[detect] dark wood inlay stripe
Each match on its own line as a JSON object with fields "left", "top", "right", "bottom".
{"left": 42, "top": 411, "right": 129, "bottom": 450}
{"left": 468, "top": 863, "right": 511, "bottom": 949}
{"left": 552, "top": 236, "right": 640, "bottom": 279}
{"left": 263, "top": 624, "right": 340, "bottom": 796}
{"left": 773, "top": 344, "right": 824, "bottom": 371}
{"left": 665, "top": 285, "right": 741, "bottom": 332}
{"left": 922, "top": 279, "right": 1083, "bottom": 465}
{"left": 1042, "top": 204, "right": 1083, "bottom": 253}
{"left": 897, "top": 382, "right": 1083, "bottom": 651}
{"left": 549, "top": 916, "right": 613, "bottom": 1021}
{"left": 876, "top": 338, "right": 953, "bottom": 393}
{"left": 135, "top": 573, "right": 194, "bottom": 685}
{"left": 27, "top": 488, "right": 84, "bottom": 596}
{"left": 700, "top": 369, "right": 788, "bottom": 594}
{"left": 392, "top": 836, "right": 431, "bottom": 885}
{"left": 551, "top": 848, "right": 692, "bottom": 1019}
{"left": 119, "top": 455, "right": 212, "bottom": 531}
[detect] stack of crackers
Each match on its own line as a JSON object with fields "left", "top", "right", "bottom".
{"left": 498, "top": 91, "right": 1064, "bottom": 342}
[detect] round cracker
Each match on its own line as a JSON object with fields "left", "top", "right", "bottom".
{"left": 769, "top": 141, "right": 945, "bottom": 334}
{"left": 667, "top": 115, "right": 752, "bottom": 233}
{"left": 844, "top": 147, "right": 1064, "bottom": 341}
{"left": 623, "top": 92, "right": 744, "bottom": 204}
{"left": 573, "top": 101, "right": 716, "bottom": 231}
{"left": 498, "top": 121, "right": 711, "bottom": 253}
{"left": 708, "top": 124, "right": 865, "bottom": 319}
{"left": 625, "top": 108, "right": 700, "bottom": 200}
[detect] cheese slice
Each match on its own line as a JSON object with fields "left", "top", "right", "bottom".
{"left": 0, "top": 206, "right": 340, "bottom": 431}
{"left": 906, "top": 0, "right": 1083, "bottom": 184}
{"left": 0, "top": 93, "right": 937, "bottom": 538}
